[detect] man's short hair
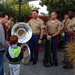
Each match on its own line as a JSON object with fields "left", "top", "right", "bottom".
{"left": 0, "top": 12, "right": 5, "bottom": 18}
{"left": 10, "top": 35, "right": 18, "bottom": 44}
{"left": 52, "top": 11, "right": 57, "bottom": 15}
{"left": 51, "top": 11, "right": 57, "bottom": 17}
{"left": 32, "top": 10, "right": 39, "bottom": 13}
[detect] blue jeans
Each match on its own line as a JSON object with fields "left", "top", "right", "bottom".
{"left": 0, "top": 52, "right": 4, "bottom": 75}
{"left": 29, "top": 34, "right": 40, "bottom": 62}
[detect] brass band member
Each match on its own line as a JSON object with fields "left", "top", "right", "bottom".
{"left": 28, "top": 10, "right": 45, "bottom": 65}
{"left": 62, "top": 14, "right": 71, "bottom": 43}
{"left": 6, "top": 16, "right": 15, "bottom": 41}
{"left": 63, "top": 10, "right": 75, "bottom": 69}
{"left": 43, "top": 12, "right": 62, "bottom": 67}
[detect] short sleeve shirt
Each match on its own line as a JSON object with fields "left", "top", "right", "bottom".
{"left": 28, "top": 18, "right": 45, "bottom": 34}
{"left": 6, "top": 20, "right": 14, "bottom": 28}
{"left": 62, "top": 18, "right": 70, "bottom": 29}
{"left": 46, "top": 19, "right": 62, "bottom": 35}
{"left": 67, "top": 18, "right": 75, "bottom": 32}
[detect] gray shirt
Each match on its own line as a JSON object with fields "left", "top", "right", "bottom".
{"left": 0, "top": 23, "right": 9, "bottom": 51}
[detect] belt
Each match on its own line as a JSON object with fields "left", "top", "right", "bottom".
{"left": 32, "top": 33, "right": 40, "bottom": 35}
{"left": 0, "top": 50, "right": 5, "bottom": 52}
{"left": 65, "top": 32, "right": 70, "bottom": 35}
{"left": 49, "top": 34, "right": 53, "bottom": 36}
{"left": 9, "top": 62, "right": 20, "bottom": 64}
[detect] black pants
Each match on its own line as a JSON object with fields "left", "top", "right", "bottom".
{"left": 43, "top": 39, "right": 52, "bottom": 64}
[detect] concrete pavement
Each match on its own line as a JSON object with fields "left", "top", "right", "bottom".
{"left": 4, "top": 49, "right": 75, "bottom": 75}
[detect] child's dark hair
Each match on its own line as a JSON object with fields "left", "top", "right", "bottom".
{"left": 10, "top": 35, "right": 18, "bottom": 45}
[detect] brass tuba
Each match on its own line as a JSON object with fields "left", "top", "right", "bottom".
{"left": 11, "top": 22, "right": 32, "bottom": 64}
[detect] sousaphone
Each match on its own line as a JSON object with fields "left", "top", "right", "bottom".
{"left": 11, "top": 22, "right": 32, "bottom": 64}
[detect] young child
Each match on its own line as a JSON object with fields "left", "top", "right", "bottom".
{"left": 6, "top": 35, "right": 23, "bottom": 75}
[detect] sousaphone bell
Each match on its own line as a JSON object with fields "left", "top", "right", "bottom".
{"left": 11, "top": 22, "right": 32, "bottom": 64}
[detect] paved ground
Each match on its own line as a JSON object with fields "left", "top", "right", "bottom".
{"left": 4, "top": 48, "right": 75, "bottom": 75}
{"left": 4, "top": 39, "right": 75, "bottom": 75}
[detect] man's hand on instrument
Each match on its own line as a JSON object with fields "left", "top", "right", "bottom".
{"left": 47, "top": 35, "right": 52, "bottom": 40}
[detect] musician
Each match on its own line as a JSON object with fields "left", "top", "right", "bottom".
{"left": 43, "top": 12, "right": 62, "bottom": 67}
{"left": 63, "top": 10, "right": 75, "bottom": 69}
{"left": 62, "top": 14, "right": 71, "bottom": 43}
{"left": 2, "top": 15, "right": 8, "bottom": 39}
{"left": 6, "top": 16, "right": 15, "bottom": 41}
{"left": 61, "top": 14, "right": 70, "bottom": 64}
{"left": 28, "top": 10, "right": 45, "bottom": 65}
{"left": 62, "top": 14, "right": 72, "bottom": 64}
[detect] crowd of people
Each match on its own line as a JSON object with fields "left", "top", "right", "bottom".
{"left": 28, "top": 10, "right": 75, "bottom": 69}
{"left": 0, "top": 9, "right": 75, "bottom": 75}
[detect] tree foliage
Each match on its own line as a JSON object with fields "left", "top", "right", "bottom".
{"left": 0, "top": 0, "right": 39, "bottom": 20}
{"left": 40, "top": 0, "right": 75, "bottom": 17}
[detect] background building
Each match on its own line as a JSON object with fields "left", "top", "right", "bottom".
{"left": 29, "top": 0, "right": 48, "bottom": 16}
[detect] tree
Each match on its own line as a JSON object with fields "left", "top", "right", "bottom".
{"left": 40, "top": 0, "right": 75, "bottom": 17}
{"left": 0, "top": 0, "right": 39, "bottom": 21}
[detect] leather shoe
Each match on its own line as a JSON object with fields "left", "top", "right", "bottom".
{"left": 43, "top": 62, "right": 51, "bottom": 67}
{"left": 33, "top": 61, "right": 37, "bottom": 65}
{"left": 63, "top": 64, "right": 73, "bottom": 69}
{"left": 54, "top": 63, "right": 58, "bottom": 66}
